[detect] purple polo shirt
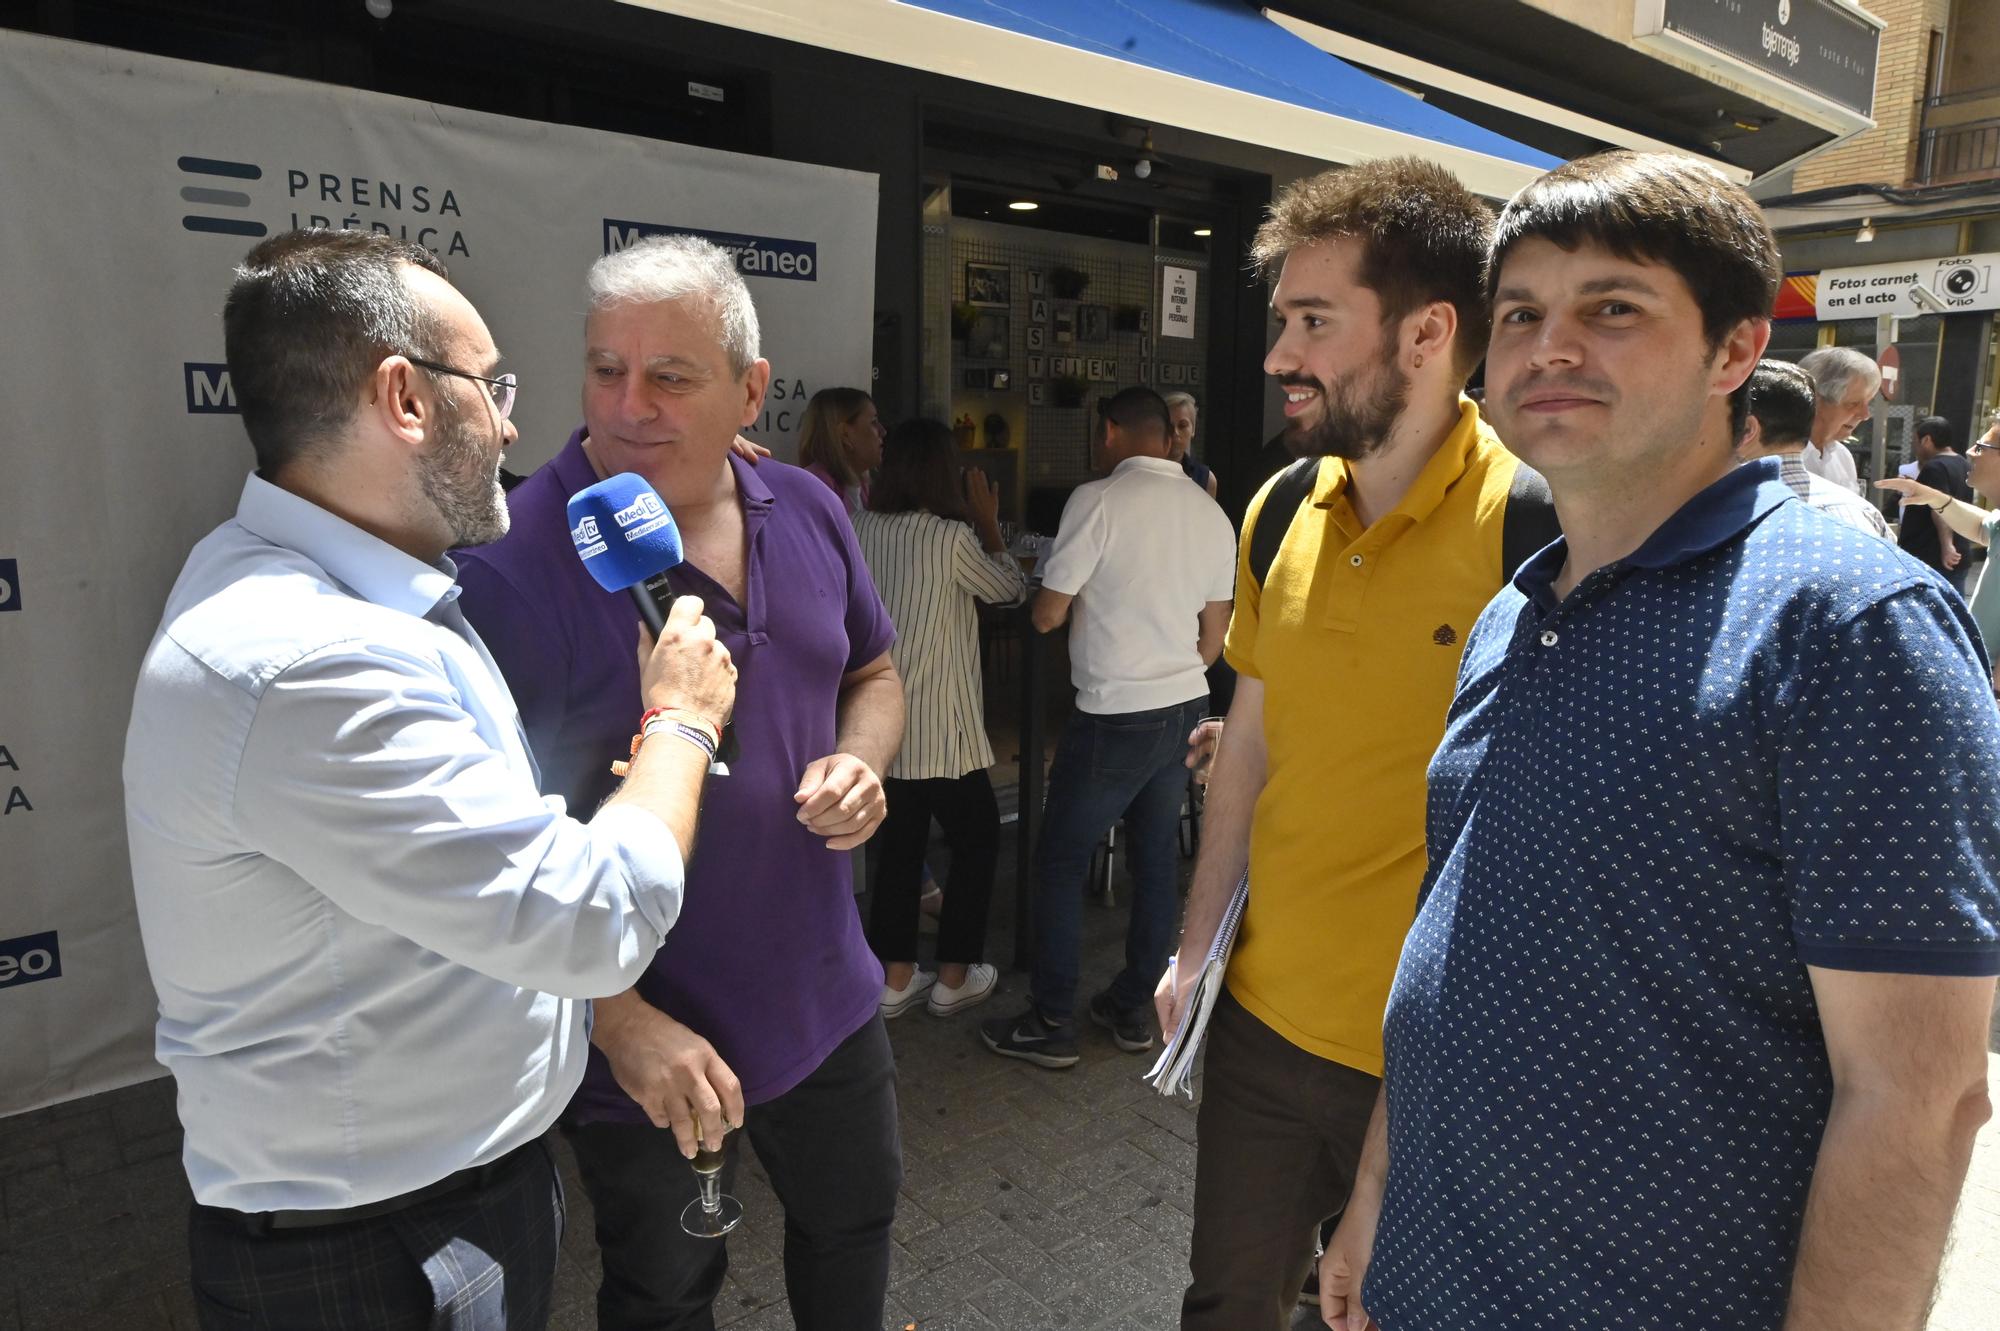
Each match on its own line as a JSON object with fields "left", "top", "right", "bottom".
{"left": 455, "top": 429, "right": 895, "bottom": 1115}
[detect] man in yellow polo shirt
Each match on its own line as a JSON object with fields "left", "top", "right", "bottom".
{"left": 1156, "top": 157, "right": 1552, "bottom": 1331}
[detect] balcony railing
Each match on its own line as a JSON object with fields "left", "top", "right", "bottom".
{"left": 1917, "top": 84, "right": 2000, "bottom": 185}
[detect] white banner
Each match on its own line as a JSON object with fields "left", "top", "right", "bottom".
{"left": 1815, "top": 252, "right": 2000, "bottom": 319}
{"left": 1161, "top": 264, "right": 1198, "bottom": 339}
{"left": 0, "top": 31, "right": 878, "bottom": 1115}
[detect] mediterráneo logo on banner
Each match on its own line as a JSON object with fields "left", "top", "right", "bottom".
{"left": 184, "top": 362, "right": 238, "bottom": 414}
{"left": 604, "top": 219, "right": 818, "bottom": 282}
{"left": 175, "top": 151, "right": 476, "bottom": 257}
{"left": 0, "top": 932, "right": 60, "bottom": 990}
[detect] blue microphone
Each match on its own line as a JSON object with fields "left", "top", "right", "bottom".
{"left": 567, "top": 473, "right": 684, "bottom": 636}
{"left": 566, "top": 473, "right": 737, "bottom": 774}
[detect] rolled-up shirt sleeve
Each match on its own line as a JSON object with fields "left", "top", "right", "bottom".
{"left": 231, "top": 640, "right": 684, "bottom": 999}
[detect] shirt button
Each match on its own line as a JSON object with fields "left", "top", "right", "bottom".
{"left": 1540, "top": 629, "right": 1559, "bottom": 647}
{"left": 1349, "top": 554, "right": 1364, "bottom": 567}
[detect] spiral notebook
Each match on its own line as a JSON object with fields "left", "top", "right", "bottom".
{"left": 1144, "top": 872, "right": 1248, "bottom": 1098}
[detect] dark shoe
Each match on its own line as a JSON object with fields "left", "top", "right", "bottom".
{"left": 1088, "top": 991, "right": 1156, "bottom": 1053}
{"left": 980, "top": 1005, "right": 1080, "bottom": 1069}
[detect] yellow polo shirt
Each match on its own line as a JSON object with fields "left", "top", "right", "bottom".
{"left": 1223, "top": 398, "right": 1525, "bottom": 1075}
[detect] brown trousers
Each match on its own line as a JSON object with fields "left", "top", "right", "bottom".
{"left": 1179, "top": 988, "right": 1382, "bottom": 1331}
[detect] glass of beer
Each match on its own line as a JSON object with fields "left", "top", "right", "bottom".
{"left": 679, "top": 1116, "right": 743, "bottom": 1239}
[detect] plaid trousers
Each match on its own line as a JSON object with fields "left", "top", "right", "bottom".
{"left": 187, "top": 1137, "right": 563, "bottom": 1330}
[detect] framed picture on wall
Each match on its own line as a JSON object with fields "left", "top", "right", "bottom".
{"left": 1027, "top": 354, "right": 1045, "bottom": 378}
{"left": 1079, "top": 304, "right": 1111, "bottom": 343}
{"left": 966, "top": 262, "right": 1010, "bottom": 307}
{"left": 966, "top": 310, "right": 1009, "bottom": 359}
{"left": 990, "top": 369, "right": 1012, "bottom": 390}
{"left": 1029, "top": 383, "right": 1047, "bottom": 406}
{"left": 1025, "top": 326, "right": 1045, "bottom": 351}
{"left": 1027, "top": 269, "right": 1046, "bottom": 296}
{"left": 1030, "top": 298, "right": 1049, "bottom": 324}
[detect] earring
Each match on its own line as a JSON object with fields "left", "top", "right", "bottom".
{"left": 1414, "top": 354, "right": 1424, "bottom": 369}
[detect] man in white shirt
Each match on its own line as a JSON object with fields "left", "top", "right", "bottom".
{"left": 123, "top": 228, "right": 735, "bottom": 1331}
{"left": 982, "top": 387, "right": 1235, "bottom": 1068}
{"left": 1797, "top": 345, "right": 1880, "bottom": 495}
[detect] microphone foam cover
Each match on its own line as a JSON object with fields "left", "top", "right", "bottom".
{"left": 566, "top": 473, "right": 684, "bottom": 593}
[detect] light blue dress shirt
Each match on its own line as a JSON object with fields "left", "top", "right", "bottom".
{"left": 123, "top": 475, "right": 684, "bottom": 1212}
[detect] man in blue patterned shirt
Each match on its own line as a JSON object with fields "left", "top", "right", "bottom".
{"left": 1318, "top": 151, "right": 2000, "bottom": 1331}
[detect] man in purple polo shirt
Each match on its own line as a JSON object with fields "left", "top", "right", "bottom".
{"left": 456, "top": 234, "right": 905, "bottom": 1331}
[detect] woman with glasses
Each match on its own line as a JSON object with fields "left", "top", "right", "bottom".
{"left": 797, "top": 387, "right": 886, "bottom": 518}
{"left": 853, "top": 418, "right": 1025, "bottom": 1018}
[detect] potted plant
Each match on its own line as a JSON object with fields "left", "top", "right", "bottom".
{"left": 1049, "top": 265, "right": 1090, "bottom": 300}
{"left": 1052, "top": 374, "right": 1089, "bottom": 408}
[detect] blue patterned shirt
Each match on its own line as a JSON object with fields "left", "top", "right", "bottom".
{"left": 1367, "top": 458, "right": 2000, "bottom": 1329}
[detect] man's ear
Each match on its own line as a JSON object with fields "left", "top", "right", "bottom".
{"left": 1409, "top": 300, "right": 1459, "bottom": 371}
{"left": 737, "top": 357, "right": 773, "bottom": 430}
{"left": 1713, "top": 317, "right": 1770, "bottom": 400}
{"left": 370, "top": 356, "right": 430, "bottom": 449}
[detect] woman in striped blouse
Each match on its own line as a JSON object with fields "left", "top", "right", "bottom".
{"left": 855, "top": 418, "right": 1027, "bottom": 1018}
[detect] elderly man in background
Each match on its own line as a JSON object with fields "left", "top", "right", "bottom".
{"left": 125, "top": 229, "right": 736, "bottom": 1330}
{"left": 1734, "top": 358, "right": 1889, "bottom": 538}
{"left": 1797, "top": 345, "right": 1880, "bottom": 495}
{"left": 456, "top": 234, "right": 905, "bottom": 1331}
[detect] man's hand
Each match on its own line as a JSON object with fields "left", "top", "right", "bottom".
{"left": 1873, "top": 477, "right": 1944, "bottom": 509}
{"left": 591, "top": 996, "right": 745, "bottom": 1158}
{"left": 794, "top": 753, "right": 887, "bottom": 850}
{"left": 1944, "top": 542, "right": 1963, "bottom": 571}
{"left": 639, "top": 596, "right": 736, "bottom": 726}
{"left": 729, "top": 434, "right": 771, "bottom": 465}
{"left": 1184, "top": 717, "right": 1225, "bottom": 786}
{"left": 1153, "top": 947, "right": 1203, "bottom": 1040}
{"left": 1318, "top": 1201, "right": 1379, "bottom": 1330}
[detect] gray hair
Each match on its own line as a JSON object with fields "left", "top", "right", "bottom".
{"left": 586, "top": 234, "right": 761, "bottom": 376}
{"left": 1163, "top": 391, "right": 1198, "bottom": 414}
{"left": 1798, "top": 346, "right": 1880, "bottom": 405}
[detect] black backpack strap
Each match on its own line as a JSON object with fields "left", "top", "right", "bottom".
{"left": 1249, "top": 457, "right": 1320, "bottom": 590}
{"left": 1501, "top": 461, "right": 1562, "bottom": 579}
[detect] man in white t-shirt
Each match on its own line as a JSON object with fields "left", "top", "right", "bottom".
{"left": 983, "top": 387, "right": 1236, "bottom": 1068}
{"left": 1798, "top": 345, "right": 1879, "bottom": 495}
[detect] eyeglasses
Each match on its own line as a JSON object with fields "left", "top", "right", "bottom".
{"left": 405, "top": 356, "right": 517, "bottom": 421}
{"left": 1972, "top": 441, "right": 1997, "bottom": 457}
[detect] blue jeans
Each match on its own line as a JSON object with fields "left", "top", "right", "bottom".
{"left": 1031, "top": 696, "right": 1207, "bottom": 1023}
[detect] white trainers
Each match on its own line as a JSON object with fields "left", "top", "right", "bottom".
{"left": 926, "top": 963, "right": 999, "bottom": 1017}
{"left": 879, "top": 969, "right": 937, "bottom": 1019}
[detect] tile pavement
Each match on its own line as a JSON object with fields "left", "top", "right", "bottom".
{"left": 3, "top": 863, "right": 1998, "bottom": 1329}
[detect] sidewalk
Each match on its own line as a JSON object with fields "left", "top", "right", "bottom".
{"left": 2, "top": 865, "right": 1997, "bottom": 1329}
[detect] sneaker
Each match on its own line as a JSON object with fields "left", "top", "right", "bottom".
{"left": 1088, "top": 991, "right": 1155, "bottom": 1054}
{"left": 879, "top": 969, "right": 936, "bottom": 1019}
{"left": 926, "top": 963, "right": 999, "bottom": 1017}
{"left": 979, "top": 1005, "right": 1080, "bottom": 1069}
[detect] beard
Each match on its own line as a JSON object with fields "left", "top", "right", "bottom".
{"left": 418, "top": 392, "right": 509, "bottom": 549}
{"left": 1284, "top": 331, "right": 1409, "bottom": 461}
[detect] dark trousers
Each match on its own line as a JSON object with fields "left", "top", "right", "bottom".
{"left": 187, "top": 1138, "right": 562, "bottom": 1330}
{"left": 1180, "top": 990, "right": 1381, "bottom": 1331}
{"left": 1030, "top": 697, "right": 1206, "bottom": 1022}
{"left": 869, "top": 770, "right": 1000, "bottom": 964}
{"left": 567, "top": 1016, "right": 902, "bottom": 1331}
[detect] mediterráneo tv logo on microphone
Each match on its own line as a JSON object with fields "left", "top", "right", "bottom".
{"left": 571, "top": 514, "right": 606, "bottom": 560}
{"left": 613, "top": 493, "right": 673, "bottom": 543}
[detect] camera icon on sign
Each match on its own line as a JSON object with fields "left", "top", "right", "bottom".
{"left": 1934, "top": 262, "right": 1988, "bottom": 301}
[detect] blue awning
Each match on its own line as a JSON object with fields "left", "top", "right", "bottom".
{"left": 896, "top": 0, "right": 1559, "bottom": 173}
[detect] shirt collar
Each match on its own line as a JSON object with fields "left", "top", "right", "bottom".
{"left": 1510, "top": 457, "right": 1794, "bottom": 605}
{"left": 1309, "top": 396, "right": 1486, "bottom": 524}
{"left": 1110, "top": 455, "right": 1186, "bottom": 479}
{"left": 234, "top": 472, "right": 459, "bottom": 618}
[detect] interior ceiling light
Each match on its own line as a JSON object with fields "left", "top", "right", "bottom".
{"left": 1193, "top": 228, "right": 1212, "bottom": 237}
{"left": 1856, "top": 218, "right": 1875, "bottom": 244}
{"left": 1008, "top": 200, "right": 1039, "bottom": 211}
